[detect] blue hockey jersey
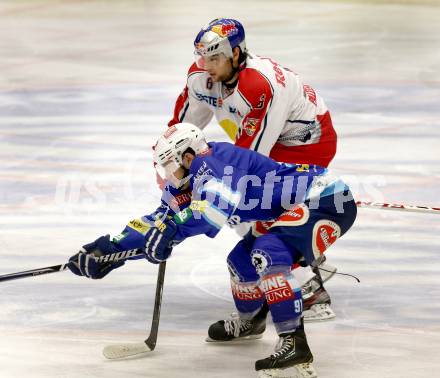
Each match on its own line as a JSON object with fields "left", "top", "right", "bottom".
{"left": 159, "top": 142, "right": 348, "bottom": 241}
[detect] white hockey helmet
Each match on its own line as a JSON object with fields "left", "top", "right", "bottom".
{"left": 154, "top": 123, "right": 208, "bottom": 187}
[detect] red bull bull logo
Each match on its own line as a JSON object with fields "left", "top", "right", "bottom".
{"left": 244, "top": 118, "right": 258, "bottom": 136}
{"left": 211, "top": 23, "right": 237, "bottom": 38}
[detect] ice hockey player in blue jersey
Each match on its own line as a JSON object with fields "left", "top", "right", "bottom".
{"left": 68, "top": 123, "right": 357, "bottom": 378}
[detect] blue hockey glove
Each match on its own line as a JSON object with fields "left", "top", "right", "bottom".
{"left": 144, "top": 216, "right": 178, "bottom": 264}
{"left": 68, "top": 235, "right": 125, "bottom": 279}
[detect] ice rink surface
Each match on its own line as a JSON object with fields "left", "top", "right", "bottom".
{"left": 0, "top": 0, "right": 439, "bottom": 377}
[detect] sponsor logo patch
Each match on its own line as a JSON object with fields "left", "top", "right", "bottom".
{"left": 211, "top": 24, "right": 238, "bottom": 38}
{"left": 174, "top": 192, "right": 192, "bottom": 206}
{"left": 195, "top": 92, "right": 222, "bottom": 107}
{"left": 303, "top": 84, "right": 317, "bottom": 106}
{"left": 174, "top": 207, "right": 193, "bottom": 224}
{"left": 261, "top": 273, "right": 294, "bottom": 305}
{"left": 189, "top": 200, "right": 209, "bottom": 212}
{"left": 312, "top": 219, "right": 341, "bottom": 258}
{"left": 231, "top": 281, "right": 264, "bottom": 301}
{"left": 272, "top": 204, "right": 310, "bottom": 227}
{"left": 112, "top": 232, "right": 128, "bottom": 243}
{"left": 127, "top": 218, "right": 151, "bottom": 235}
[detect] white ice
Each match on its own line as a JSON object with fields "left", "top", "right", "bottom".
{"left": 0, "top": 1, "right": 439, "bottom": 377}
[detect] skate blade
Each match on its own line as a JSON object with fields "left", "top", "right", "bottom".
{"left": 257, "top": 362, "right": 317, "bottom": 378}
{"left": 304, "top": 303, "right": 336, "bottom": 322}
{"left": 103, "top": 342, "right": 152, "bottom": 359}
{"left": 205, "top": 334, "right": 263, "bottom": 343}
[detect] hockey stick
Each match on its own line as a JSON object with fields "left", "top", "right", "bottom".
{"left": 356, "top": 201, "right": 440, "bottom": 215}
{"left": 0, "top": 249, "right": 143, "bottom": 283}
{"left": 102, "top": 261, "right": 166, "bottom": 359}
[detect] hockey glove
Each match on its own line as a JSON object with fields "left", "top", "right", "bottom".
{"left": 68, "top": 235, "right": 125, "bottom": 279}
{"left": 144, "top": 216, "right": 178, "bottom": 264}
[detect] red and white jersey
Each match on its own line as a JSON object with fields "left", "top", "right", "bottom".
{"left": 169, "top": 53, "right": 337, "bottom": 167}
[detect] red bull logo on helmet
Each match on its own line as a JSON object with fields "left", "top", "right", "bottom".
{"left": 211, "top": 23, "right": 238, "bottom": 38}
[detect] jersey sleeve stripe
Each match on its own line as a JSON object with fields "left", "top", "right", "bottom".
{"left": 179, "top": 102, "right": 190, "bottom": 122}
{"left": 287, "top": 119, "right": 314, "bottom": 124}
{"left": 201, "top": 205, "right": 229, "bottom": 229}
{"left": 202, "top": 179, "right": 241, "bottom": 207}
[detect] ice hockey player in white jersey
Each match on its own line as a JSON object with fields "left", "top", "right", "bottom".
{"left": 68, "top": 123, "right": 357, "bottom": 377}
{"left": 168, "top": 18, "right": 338, "bottom": 321}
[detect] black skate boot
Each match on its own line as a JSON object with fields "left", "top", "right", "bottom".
{"left": 302, "top": 267, "right": 335, "bottom": 322}
{"left": 207, "top": 302, "right": 268, "bottom": 342}
{"left": 255, "top": 328, "right": 317, "bottom": 378}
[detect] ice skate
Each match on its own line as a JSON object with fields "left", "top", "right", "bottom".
{"left": 315, "top": 256, "right": 337, "bottom": 283}
{"left": 302, "top": 273, "right": 335, "bottom": 322}
{"left": 206, "top": 304, "right": 268, "bottom": 342}
{"left": 255, "top": 329, "right": 317, "bottom": 378}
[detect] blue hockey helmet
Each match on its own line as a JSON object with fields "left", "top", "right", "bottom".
{"left": 194, "top": 18, "right": 246, "bottom": 68}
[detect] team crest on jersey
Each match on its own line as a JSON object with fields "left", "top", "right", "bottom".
{"left": 251, "top": 249, "right": 272, "bottom": 274}
{"left": 312, "top": 220, "right": 341, "bottom": 259}
{"left": 244, "top": 118, "right": 258, "bottom": 136}
{"left": 272, "top": 204, "right": 310, "bottom": 227}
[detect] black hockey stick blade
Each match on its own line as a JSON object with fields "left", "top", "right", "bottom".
{"left": 103, "top": 261, "right": 166, "bottom": 359}
{"left": 145, "top": 261, "right": 166, "bottom": 350}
